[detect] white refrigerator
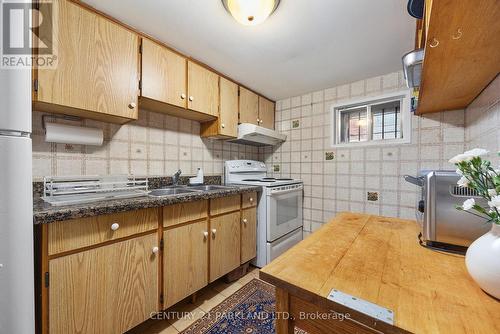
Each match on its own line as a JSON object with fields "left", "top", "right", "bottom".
{"left": 0, "top": 67, "right": 35, "bottom": 333}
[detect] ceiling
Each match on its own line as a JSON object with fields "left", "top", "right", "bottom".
{"left": 83, "top": 0, "right": 415, "bottom": 100}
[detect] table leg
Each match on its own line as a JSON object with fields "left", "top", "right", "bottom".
{"left": 276, "top": 288, "right": 294, "bottom": 334}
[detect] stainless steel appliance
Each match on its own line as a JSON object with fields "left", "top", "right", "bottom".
{"left": 405, "top": 170, "right": 491, "bottom": 250}
{"left": 225, "top": 160, "right": 303, "bottom": 267}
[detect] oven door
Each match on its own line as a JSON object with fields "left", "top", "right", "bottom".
{"left": 266, "top": 185, "right": 303, "bottom": 242}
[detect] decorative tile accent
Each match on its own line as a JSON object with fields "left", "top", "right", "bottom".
{"left": 291, "top": 120, "right": 300, "bottom": 128}
{"left": 325, "top": 152, "right": 335, "bottom": 160}
{"left": 367, "top": 192, "right": 379, "bottom": 201}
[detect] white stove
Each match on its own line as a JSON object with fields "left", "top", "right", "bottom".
{"left": 224, "top": 160, "right": 302, "bottom": 186}
{"left": 225, "top": 160, "right": 303, "bottom": 267}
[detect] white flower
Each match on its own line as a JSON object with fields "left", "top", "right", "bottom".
{"left": 488, "top": 195, "right": 500, "bottom": 210}
{"left": 449, "top": 153, "right": 469, "bottom": 164}
{"left": 456, "top": 169, "right": 463, "bottom": 176}
{"left": 449, "top": 148, "right": 489, "bottom": 164}
{"left": 457, "top": 176, "right": 469, "bottom": 188}
{"left": 462, "top": 198, "right": 475, "bottom": 211}
{"left": 464, "top": 148, "right": 489, "bottom": 159}
{"left": 488, "top": 189, "right": 498, "bottom": 197}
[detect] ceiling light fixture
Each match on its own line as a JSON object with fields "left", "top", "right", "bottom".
{"left": 222, "top": 0, "right": 280, "bottom": 26}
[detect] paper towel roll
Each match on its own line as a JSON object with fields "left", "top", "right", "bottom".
{"left": 45, "top": 123, "right": 104, "bottom": 146}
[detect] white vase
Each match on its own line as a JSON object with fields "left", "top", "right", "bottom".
{"left": 465, "top": 223, "right": 500, "bottom": 299}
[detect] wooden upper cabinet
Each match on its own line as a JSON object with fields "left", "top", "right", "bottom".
{"left": 417, "top": 0, "right": 500, "bottom": 114}
{"left": 258, "top": 96, "right": 275, "bottom": 130}
{"left": 141, "top": 38, "right": 187, "bottom": 109}
{"left": 187, "top": 61, "right": 219, "bottom": 116}
{"left": 239, "top": 87, "right": 259, "bottom": 125}
{"left": 200, "top": 77, "right": 238, "bottom": 138}
{"left": 217, "top": 77, "right": 239, "bottom": 137}
{"left": 35, "top": 0, "right": 139, "bottom": 124}
{"left": 49, "top": 234, "right": 158, "bottom": 334}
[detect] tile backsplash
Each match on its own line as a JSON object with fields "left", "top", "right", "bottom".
{"left": 261, "top": 71, "right": 468, "bottom": 234}
{"left": 32, "top": 110, "right": 259, "bottom": 180}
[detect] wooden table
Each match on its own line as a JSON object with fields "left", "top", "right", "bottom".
{"left": 260, "top": 213, "right": 500, "bottom": 334}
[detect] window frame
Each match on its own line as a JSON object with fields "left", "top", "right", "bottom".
{"left": 330, "top": 90, "right": 411, "bottom": 148}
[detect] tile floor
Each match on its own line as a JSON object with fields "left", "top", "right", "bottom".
{"left": 127, "top": 266, "right": 261, "bottom": 334}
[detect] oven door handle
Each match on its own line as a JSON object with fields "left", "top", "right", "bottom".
{"left": 268, "top": 187, "right": 303, "bottom": 196}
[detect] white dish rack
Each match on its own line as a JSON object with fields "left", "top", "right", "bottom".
{"left": 42, "top": 175, "right": 148, "bottom": 206}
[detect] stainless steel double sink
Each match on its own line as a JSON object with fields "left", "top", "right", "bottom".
{"left": 148, "top": 185, "right": 235, "bottom": 197}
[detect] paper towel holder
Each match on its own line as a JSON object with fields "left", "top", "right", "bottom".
{"left": 41, "top": 114, "right": 82, "bottom": 131}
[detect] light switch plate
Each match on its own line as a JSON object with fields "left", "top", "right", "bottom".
{"left": 327, "top": 289, "right": 394, "bottom": 325}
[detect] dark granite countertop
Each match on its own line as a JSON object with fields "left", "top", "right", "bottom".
{"left": 33, "top": 185, "right": 262, "bottom": 224}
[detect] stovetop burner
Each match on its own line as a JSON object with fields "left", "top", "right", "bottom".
{"left": 242, "top": 179, "right": 275, "bottom": 182}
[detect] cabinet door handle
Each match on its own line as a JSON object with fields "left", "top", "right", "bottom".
{"left": 180, "top": 93, "right": 186, "bottom": 99}
{"left": 221, "top": 123, "right": 225, "bottom": 128}
{"left": 110, "top": 223, "right": 120, "bottom": 231}
{"left": 259, "top": 120, "right": 263, "bottom": 124}
{"left": 203, "top": 231, "right": 209, "bottom": 241}
{"left": 128, "top": 102, "right": 136, "bottom": 109}
{"left": 211, "top": 229, "right": 217, "bottom": 238}
{"left": 189, "top": 96, "right": 194, "bottom": 101}
{"left": 249, "top": 197, "right": 254, "bottom": 203}
{"left": 242, "top": 218, "right": 248, "bottom": 224}
{"left": 257, "top": 118, "right": 260, "bottom": 122}
{"left": 152, "top": 246, "right": 159, "bottom": 254}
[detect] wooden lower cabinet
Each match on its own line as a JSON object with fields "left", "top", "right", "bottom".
{"left": 209, "top": 212, "right": 241, "bottom": 282}
{"left": 240, "top": 207, "right": 257, "bottom": 264}
{"left": 41, "top": 195, "right": 260, "bottom": 333}
{"left": 163, "top": 220, "right": 209, "bottom": 308}
{"left": 48, "top": 233, "right": 159, "bottom": 334}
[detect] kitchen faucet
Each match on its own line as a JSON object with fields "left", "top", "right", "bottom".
{"left": 172, "top": 169, "right": 182, "bottom": 186}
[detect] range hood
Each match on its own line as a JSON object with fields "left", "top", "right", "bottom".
{"left": 228, "top": 123, "right": 286, "bottom": 146}
{"left": 402, "top": 49, "right": 424, "bottom": 88}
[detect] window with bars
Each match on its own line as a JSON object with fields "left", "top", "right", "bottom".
{"left": 333, "top": 94, "right": 409, "bottom": 146}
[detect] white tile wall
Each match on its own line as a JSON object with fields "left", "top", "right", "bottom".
{"left": 465, "top": 75, "right": 500, "bottom": 166}
{"left": 32, "top": 110, "right": 259, "bottom": 180}
{"left": 261, "top": 71, "right": 467, "bottom": 233}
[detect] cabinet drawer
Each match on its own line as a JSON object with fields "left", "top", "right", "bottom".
{"left": 210, "top": 195, "right": 241, "bottom": 216}
{"left": 242, "top": 192, "right": 257, "bottom": 208}
{"left": 163, "top": 200, "right": 208, "bottom": 227}
{"left": 48, "top": 208, "right": 158, "bottom": 256}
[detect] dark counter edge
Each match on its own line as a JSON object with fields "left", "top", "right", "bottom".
{"left": 33, "top": 185, "right": 262, "bottom": 225}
